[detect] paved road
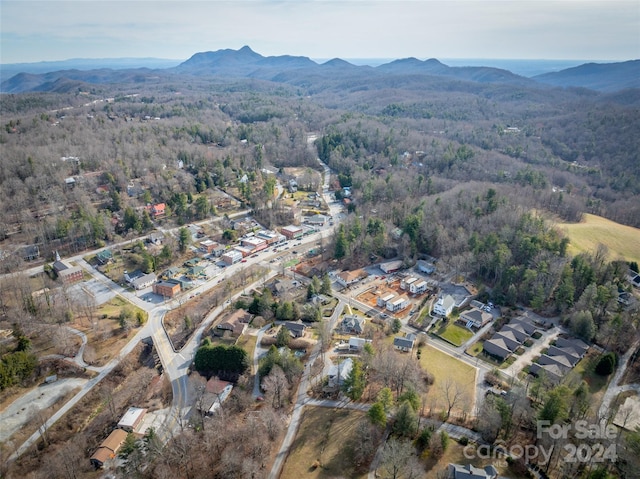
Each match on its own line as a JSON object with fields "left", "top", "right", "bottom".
{"left": 599, "top": 340, "right": 640, "bottom": 424}
{"left": 7, "top": 157, "right": 344, "bottom": 460}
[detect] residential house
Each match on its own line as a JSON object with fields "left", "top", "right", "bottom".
{"left": 149, "top": 203, "right": 165, "bottom": 217}
{"left": 117, "top": 407, "right": 147, "bottom": 432}
{"left": 528, "top": 363, "right": 564, "bottom": 384}
{"left": 336, "top": 269, "right": 367, "bottom": 288}
{"left": 394, "top": 334, "right": 416, "bottom": 352}
{"left": 341, "top": 315, "right": 365, "bottom": 335}
{"left": 500, "top": 323, "right": 531, "bottom": 343}
{"left": 416, "top": 260, "right": 436, "bottom": 275}
{"left": 20, "top": 245, "right": 40, "bottom": 261}
{"left": 555, "top": 337, "right": 589, "bottom": 355}
{"left": 124, "top": 269, "right": 144, "bottom": 284}
{"left": 270, "top": 277, "right": 299, "bottom": 297}
{"left": 433, "top": 295, "right": 455, "bottom": 317}
{"left": 386, "top": 295, "right": 410, "bottom": 312}
{"left": 328, "top": 358, "right": 353, "bottom": 388}
{"left": 492, "top": 330, "right": 522, "bottom": 352}
{"left": 183, "top": 257, "right": 200, "bottom": 268}
{"left": 537, "top": 353, "right": 574, "bottom": 371}
{"left": 283, "top": 321, "right": 306, "bottom": 338}
{"left": 483, "top": 338, "right": 512, "bottom": 361}
{"left": 410, "top": 280, "right": 429, "bottom": 295}
{"left": 186, "top": 266, "right": 206, "bottom": 279}
{"left": 201, "top": 377, "right": 234, "bottom": 415}
{"left": 401, "top": 277, "right": 418, "bottom": 290}
{"left": 447, "top": 463, "right": 499, "bottom": 479}
{"left": 90, "top": 429, "right": 128, "bottom": 468}
{"left": 349, "top": 337, "right": 367, "bottom": 352}
{"left": 95, "top": 249, "right": 113, "bottom": 265}
{"left": 377, "top": 293, "right": 395, "bottom": 308}
{"left": 147, "top": 232, "right": 164, "bottom": 246}
{"left": 460, "top": 308, "right": 492, "bottom": 329}
{"left": 154, "top": 280, "right": 181, "bottom": 298}
{"left": 217, "top": 309, "right": 251, "bottom": 337}
{"left": 131, "top": 273, "right": 156, "bottom": 290}
{"left": 379, "top": 260, "right": 404, "bottom": 274}
{"left": 160, "top": 267, "right": 181, "bottom": 280}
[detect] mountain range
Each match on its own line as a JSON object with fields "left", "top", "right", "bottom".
{"left": 1, "top": 46, "right": 638, "bottom": 94}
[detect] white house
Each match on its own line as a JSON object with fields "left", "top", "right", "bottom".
{"left": 377, "top": 293, "right": 395, "bottom": 307}
{"left": 386, "top": 295, "right": 410, "bottom": 312}
{"left": 336, "top": 270, "right": 366, "bottom": 288}
{"left": 401, "top": 277, "right": 418, "bottom": 290}
{"left": 131, "top": 273, "right": 156, "bottom": 290}
{"left": 410, "top": 280, "right": 428, "bottom": 295}
{"left": 349, "top": 337, "right": 366, "bottom": 352}
{"left": 328, "top": 358, "right": 353, "bottom": 387}
{"left": 433, "top": 294, "right": 455, "bottom": 317}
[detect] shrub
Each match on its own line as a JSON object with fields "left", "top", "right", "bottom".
{"left": 595, "top": 352, "right": 616, "bottom": 376}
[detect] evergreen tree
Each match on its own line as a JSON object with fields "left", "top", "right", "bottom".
{"left": 342, "top": 359, "right": 366, "bottom": 400}
{"left": 368, "top": 402, "right": 387, "bottom": 427}
{"left": 335, "top": 225, "right": 347, "bottom": 259}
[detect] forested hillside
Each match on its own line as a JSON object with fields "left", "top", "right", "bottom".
{"left": 0, "top": 56, "right": 638, "bottom": 273}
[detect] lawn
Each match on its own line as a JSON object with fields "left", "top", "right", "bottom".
{"left": 280, "top": 406, "right": 370, "bottom": 479}
{"left": 419, "top": 345, "right": 477, "bottom": 417}
{"left": 557, "top": 213, "right": 640, "bottom": 264}
{"left": 466, "top": 341, "right": 484, "bottom": 357}
{"left": 564, "top": 349, "right": 611, "bottom": 395}
{"left": 435, "top": 322, "right": 474, "bottom": 346}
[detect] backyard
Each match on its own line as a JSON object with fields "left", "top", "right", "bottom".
{"left": 434, "top": 321, "right": 474, "bottom": 346}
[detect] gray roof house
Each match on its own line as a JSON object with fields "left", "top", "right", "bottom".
{"left": 341, "top": 315, "right": 365, "bottom": 335}
{"left": 328, "top": 358, "right": 353, "bottom": 387}
{"left": 555, "top": 337, "right": 589, "bottom": 355}
{"left": 529, "top": 363, "right": 564, "bottom": 384}
{"left": 460, "top": 308, "right": 492, "bottom": 329}
{"left": 537, "top": 353, "right": 574, "bottom": 370}
{"left": 492, "top": 330, "right": 521, "bottom": 351}
{"left": 394, "top": 335, "right": 416, "bottom": 352}
{"left": 501, "top": 323, "right": 532, "bottom": 343}
{"left": 283, "top": 321, "right": 306, "bottom": 338}
{"left": 547, "top": 345, "right": 582, "bottom": 366}
{"left": 483, "top": 338, "right": 512, "bottom": 361}
{"left": 448, "top": 463, "right": 500, "bottom": 479}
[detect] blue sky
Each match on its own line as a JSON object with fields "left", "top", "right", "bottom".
{"left": 1, "top": 0, "right": 638, "bottom": 64}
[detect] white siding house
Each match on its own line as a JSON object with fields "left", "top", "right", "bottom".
{"left": 433, "top": 294, "right": 455, "bottom": 317}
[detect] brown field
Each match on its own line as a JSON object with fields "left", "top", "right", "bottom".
{"left": 280, "top": 406, "right": 371, "bottom": 479}
{"left": 556, "top": 213, "right": 640, "bottom": 264}
{"left": 419, "top": 345, "right": 477, "bottom": 417}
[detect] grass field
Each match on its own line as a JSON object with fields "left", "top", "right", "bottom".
{"left": 557, "top": 213, "right": 640, "bottom": 264}
{"left": 280, "top": 407, "right": 370, "bottom": 479}
{"left": 419, "top": 345, "right": 477, "bottom": 415}
{"left": 435, "top": 322, "right": 474, "bottom": 346}
{"left": 466, "top": 341, "right": 484, "bottom": 356}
